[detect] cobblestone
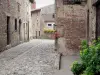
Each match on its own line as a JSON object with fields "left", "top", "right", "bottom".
{"left": 0, "top": 39, "right": 60, "bottom": 75}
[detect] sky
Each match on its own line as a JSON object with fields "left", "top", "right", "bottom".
{"left": 35, "top": 0, "right": 54, "bottom": 8}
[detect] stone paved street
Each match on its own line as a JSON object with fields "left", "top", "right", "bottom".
{"left": 0, "top": 39, "right": 60, "bottom": 75}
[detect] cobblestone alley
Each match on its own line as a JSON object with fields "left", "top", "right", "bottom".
{"left": 0, "top": 39, "right": 60, "bottom": 75}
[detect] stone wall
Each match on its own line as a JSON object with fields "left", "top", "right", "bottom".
{"left": 0, "top": 0, "right": 32, "bottom": 52}
{"left": 55, "top": 0, "right": 87, "bottom": 55}
{"left": 87, "top": 0, "right": 97, "bottom": 43}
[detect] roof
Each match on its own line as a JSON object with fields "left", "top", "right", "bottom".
{"left": 42, "top": 14, "right": 55, "bottom": 22}
{"left": 41, "top": 4, "right": 55, "bottom": 14}
{"left": 31, "top": 4, "right": 55, "bottom": 14}
{"left": 31, "top": 8, "right": 41, "bottom": 13}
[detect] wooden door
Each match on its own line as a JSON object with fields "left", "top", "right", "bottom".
{"left": 7, "top": 16, "right": 10, "bottom": 45}
{"left": 96, "top": 5, "right": 100, "bottom": 39}
{"left": 19, "top": 19, "right": 22, "bottom": 41}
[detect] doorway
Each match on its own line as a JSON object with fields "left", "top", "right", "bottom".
{"left": 19, "top": 19, "right": 22, "bottom": 41}
{"left": 36, "top": 31, "right": 37, "bottom": 38}
{"left": 27, "top": 22, "right": 29, "bottom": 41}
{"left": 96, "top": 4, "right": 100, "bottom": 40}
{"left": 7, "top": 16, "right": 10, "bottom": 45}
{"left": 26, "top": 23, "right": 29, "bottom": 41}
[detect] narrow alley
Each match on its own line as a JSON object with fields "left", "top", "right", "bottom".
{"left": 0, "top": 0, "right": 100, "bottom": 75}
{"left": 0, "top": 39, "right": 60, "bottom": 75}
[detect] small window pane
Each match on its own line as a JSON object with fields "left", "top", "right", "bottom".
{"left": 48, "top": 24, "right": 52, "bottom": 26}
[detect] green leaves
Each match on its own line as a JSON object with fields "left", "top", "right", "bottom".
{"left": 71, "top": 39, "right": 100, "bottom": 75}
{"left": 71, "top": 61, "right": 85, "bottom": 75}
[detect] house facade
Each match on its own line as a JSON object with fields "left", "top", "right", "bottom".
{"left": 45, "top": 22, "right": 55, "bottom": 30}
{"left": 55, "top": 0, "right": 87, "bottom": 55}
{"left": 31, "top": 9, "right": 41, "bottom": 38}
{"left": 31, "top": 4, "right": 55, "bottom": 38}
{"left": 0, "top": 0, "right": 33, "bottom": 52}
{"left": 42, "top": 14, "right": 55, "bottom": 30}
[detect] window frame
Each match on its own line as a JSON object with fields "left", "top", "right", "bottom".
{"left": 48, "top": 24, "right": 52, "bottom": 26}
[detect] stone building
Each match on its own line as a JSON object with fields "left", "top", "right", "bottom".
{"left": 55, "top": 0, "right": 87, "bottom": 55}
{"left": 87, "top": 0, "right": 100, "bottom": 43}
{"left": 31, "top": 4, "right": 55, "bottom": 38}
{"left": 0, "top": 0, "right": 33, "bottom": 52}
{"left": 41, "top": 4, "right": 55, "bottom": 30}
{"left": 42, "top": 14, "right": 55, "bottom": 30}
{"left": 41, "top": 4, "right": 55, "bottom": 38}
{"left": 31, "top": 9, "right": 42, "bottom": 38}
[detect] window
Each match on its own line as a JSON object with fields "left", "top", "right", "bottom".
{"left": 17, "top": 3, "right": 20, "bottom": 12}
{"left": 48, "top": 24, "right": 52, "bottom": 26}
{"left": 15, "top": 19, "right": 17, "bottom": 31}
{"left": 39, "top": 31, "right": 40, "bottom": 36}
{"left": 19, "top": 19, "right": 22, "bottom": 24}
{"left": 52, "top": 13, "right": 55, "bottom": 18}
{"left": 63, "top": 0, "right": 86, "bottom": 5}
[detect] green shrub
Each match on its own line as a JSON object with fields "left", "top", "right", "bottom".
{"left": 71, "top": 38, "right": 100, "bottom": 75}
{"left": 71, "top": 61, "right": 86, "bottom": 75}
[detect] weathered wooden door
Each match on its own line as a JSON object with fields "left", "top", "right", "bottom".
{"left": 96, "top": 5, "right": 100, "bottom": 39}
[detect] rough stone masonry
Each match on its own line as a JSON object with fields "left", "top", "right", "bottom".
{"left": 55, "top": 0, "right": 87, "bottom": 55}
{"left": 0, "top": 0, "right": 33, "bottom": 52}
